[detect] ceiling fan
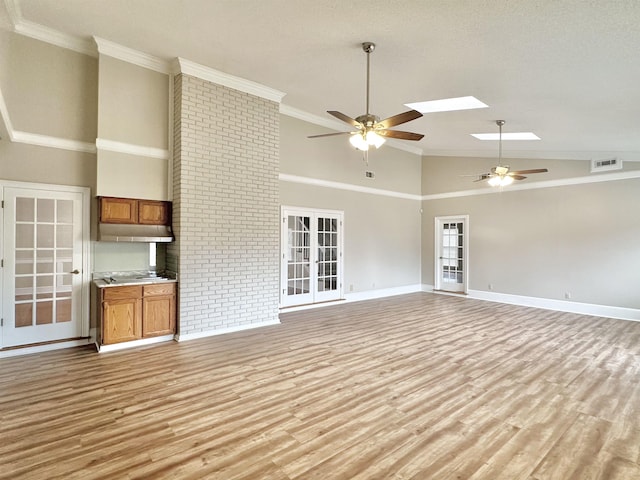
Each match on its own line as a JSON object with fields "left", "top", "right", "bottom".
{"left": 308, "top": 42, "right": 424, "bottom": 152}
{"left": 474, "top": 120, "right": 548, "bottom": 186}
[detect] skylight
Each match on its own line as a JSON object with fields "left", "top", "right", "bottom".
{"left": 471, "top": 132, "right": 541, "bottom": 140}
{"left": 405, "top": 96, "right": 488, "bottom": 113}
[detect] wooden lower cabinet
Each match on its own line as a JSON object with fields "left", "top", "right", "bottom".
{"left": 101, "top": 283, "right": 176, "bottom": 345}
{"left": 143, "top": 284, "right": 176, "bottom": 337}
{"left": 102, "top": 286, "right": 143, "bottom": 344}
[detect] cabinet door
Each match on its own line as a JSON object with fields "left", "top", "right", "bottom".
{"left": 100, "top": 197, "right": 138, "bottom": 224}
{"left": 102, "top": 298, "right": 142, "bottom": 344}
{"left": 143, "top": 295, "right": 176, "bottom": 337}
{"left": 139, "top": 200, "right": 170, "bottom": 225}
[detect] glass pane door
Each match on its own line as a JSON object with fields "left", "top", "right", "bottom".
{"left": 3, "top": 188, "right": 84, "bottom": 347}
{"left": 315, "top": 216, "right": 340, "bottom": 302}
{"left": 281, "top": 208, "right": 343, "bottom": 307}
{"left": 435, "top": 216, "right": 468, "bottom": 293}
{"left": 285, "top": 214, "right": 313, "bottom": 305}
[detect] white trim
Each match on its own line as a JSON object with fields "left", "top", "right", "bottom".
{"left": 175, "top": 319, "right": 281, "bottom": 342}
{"left": 0, "top": 84, "right": 15, "bottom": 141}
{"left": 97, "top": 334, "right": 175, "bottom": 353}
{"left": 175, "top": 57, "right": 286, "bottom": 103}
{"left": 279, "top": 173, "right": 422, "bottom": 201}
{"left": 280, "top": 104, "right": 423, "bottom": 156}
{"left": 4, "top": 0, "right": 21, "bottom": 28}
{"left": 94, "top": 36, "right": 170, "bottom": 74}
{"left": 280, "top": 104, "right": 351, "bottom": 132}
{"left": 422, "top": 169, "right": 640, "bottom": 201}
{"left": 467, "top": 289, "right": 640, "bottom": 323}
{"left": 424, "top": 150, "right": 640, "bottom": 161}
{"left": 12, "top": 130, "right": 96, "bottom": 153}
{"left": 96, "top": 138, "right": 169, "bottom": 160}
{"left": 0, "top": 338, "right": 94, "bottom": 358}
{"left": 14, "top": 19, "right": 96, "bottom": 57}
{"left": 280, "top": 284, "right": 424, "bottom": 312}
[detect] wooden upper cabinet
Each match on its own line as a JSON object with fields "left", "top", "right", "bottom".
{"left": 99, "top": 197, "right": 171, "bottom": 226}
{"left": 139, "top": 200, "right": 171, "bottom": 225}
{"left": 100, "top": 197, "right": 138, "bottom": 224}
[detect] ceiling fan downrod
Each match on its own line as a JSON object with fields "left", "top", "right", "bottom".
{"left": 362, "top": 42, "right": 375, "bottom": 116}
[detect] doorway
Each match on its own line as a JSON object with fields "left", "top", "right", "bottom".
{"left": 434, "top": 215, "right": 469, "bottom": 293}
{"left": 1, "top": 182, "right": 90, "bottom": 348}
{"left": 281, "top": 207, "right": 343, "bottom": 307}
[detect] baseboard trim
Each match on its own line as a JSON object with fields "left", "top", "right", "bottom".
{"left": 97, "top": 334, "right": 175, "bottom": 353}
{"left": 175, "top": 319, "right": 281, "bottom": 342}
{"left": 0, "top": 338, "right": 94, "bottom": 358}
{"left": 465, "top": 289, "right": 640, "bottom": 322}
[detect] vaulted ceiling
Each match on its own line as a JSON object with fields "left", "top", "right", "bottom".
{"left": 3, "top": 0, "right": 640, "bottom": 160}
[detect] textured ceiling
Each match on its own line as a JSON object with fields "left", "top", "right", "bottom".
{"left": 5, "top": 0, "right": 640, "bottom": 160}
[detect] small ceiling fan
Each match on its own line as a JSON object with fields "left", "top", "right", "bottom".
{"left": 474, "top": 120, "right": 548, "bottom": 186}
{"left": 308, "top": 42, "right": 424, "bottom": 152}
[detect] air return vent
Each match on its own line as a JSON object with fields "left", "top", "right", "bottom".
{"left": 591, "top": 157, "right": 622, "bottom": 173}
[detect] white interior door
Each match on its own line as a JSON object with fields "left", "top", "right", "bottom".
{"left": 2, "top": 185, "right": 89, "bottom": 348}
{"left": 435, "top": 215, "right": 469, "bottom": 293}
{"left": 281, "top": 208, "right": 343, "bottom": 307}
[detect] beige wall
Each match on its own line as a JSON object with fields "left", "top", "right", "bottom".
{"left": 97, "top": 56, "right": 168, "bottom": 148}
{"left": 280, "top": 114, "right": 423, "bottom": 293}
{"left": 96, "top": 55, "right": 169, "bottom": 199}
{"left": 0, "top": 29, "right": 98, "bottom": 142}
{"left": 280, "top": 114, "right": 422, "bottom": 195}
{"left": 422, "top": 172, "right": 640, "bottom": 309}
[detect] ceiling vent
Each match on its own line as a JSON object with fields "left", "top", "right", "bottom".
{"left": 591, "top": 157, "right": 622, "bottom": 173}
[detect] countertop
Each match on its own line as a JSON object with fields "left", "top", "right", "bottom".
{"left": 93, "top": 271, "right": 177, "bottom": 288}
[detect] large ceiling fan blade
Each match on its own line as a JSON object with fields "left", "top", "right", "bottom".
{"left": 508, "top": 168, "right": 548, "bottom": 175}
{"left": 327, "top": 111, "right": 362, "bottom": 128}
{"left": 377, "top": 129, "right": 424, "bottom": 141}
{"left": 377, "top": 110, "right": 423, "bottom": 129}
{"left": 307, "top": 131, "right": 353, "bottom": 139}
{"left": 510, "top": 175, "right": 527, "bottom": 180}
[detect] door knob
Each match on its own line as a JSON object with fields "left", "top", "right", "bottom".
{"left": 70, "top": 269, "right": 80, "bottom": 274}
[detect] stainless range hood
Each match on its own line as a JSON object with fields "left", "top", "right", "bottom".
{"left": 98, "top": 223, "right": 174, "bottom": 243}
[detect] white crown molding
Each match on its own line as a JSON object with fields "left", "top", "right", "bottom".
{"left": 279, "top": 104, "right": 351, "bottom": 132}
{"left": 279, "top": 173, "right": 422, "bottom": 201}
{"left": 3, "top": 0, "right": 21, "bottom": 27}
{"left": 94, "top": 36, "right": 170, "bottom": 74}
{"left": 279, "top": 104, "right": 424, "bottom": 156}
{"left": 0, "top": 84, "right": 15, "bottom": 141}
{"left": 424, "top": 149, "right": 640, "bottom": 162}
{"left": 175, "top": 57, "right": 286, "bottom": 103}
{"left": 96, "top": 138, "right": 169, "bottom": 160}
{"left": 14, "top": 19, "right": 96, "bottom": 57}
{"left": 421, "top": 169, "right": 640, "bottom": 201}
{"left": 12, "top": 130, "right": 96, "bottom": 153}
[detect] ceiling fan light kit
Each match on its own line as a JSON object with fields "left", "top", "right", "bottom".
{"left": 472, "top": 120, "right": 548, "bottom": 187}
{"left": 308, "top": 42, "right": 425, "bottom": 152}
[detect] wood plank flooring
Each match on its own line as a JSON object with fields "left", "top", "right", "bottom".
{"left": 2, "top": 292, "right": 640, "bottom": 479}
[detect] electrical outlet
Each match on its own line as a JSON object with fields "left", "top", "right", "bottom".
{"left": 488, "top": 283, "right": 493, "bottom": 290}
{"left": 349, "top": 284, "right": 354, "bottom": 292}
{"left": 565, "top": 292, "right": 571, "bottom": 299}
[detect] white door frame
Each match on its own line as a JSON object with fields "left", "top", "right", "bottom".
{"left": 280, "top": 206, "right": 344, "bottom": 307}
{"left": 434, "top": 215, "right": 469, "bottom": 293}
{"left": 0, "top": 180, "right": 91, "bottom": 349}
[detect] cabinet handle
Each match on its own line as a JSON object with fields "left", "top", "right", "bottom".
{"left": 70, "top": 269, "right": 80, "bottom": 274}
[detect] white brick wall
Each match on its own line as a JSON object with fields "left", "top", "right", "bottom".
{"left": 168, "top": 74, "right": 280, "bottom": 335}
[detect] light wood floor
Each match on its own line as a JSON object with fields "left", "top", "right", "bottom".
{"left": 2, "top": 293, "right": 640, "bottom": 479}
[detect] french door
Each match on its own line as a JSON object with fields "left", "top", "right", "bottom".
{"left": 434, "top": 215, "right": 469, "bottom": 293}
{"left": 281, "top": 207, "right": 343, "bottom": 307}
{"left": 1, "top": 183, "right": 90, "bottom": 348}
